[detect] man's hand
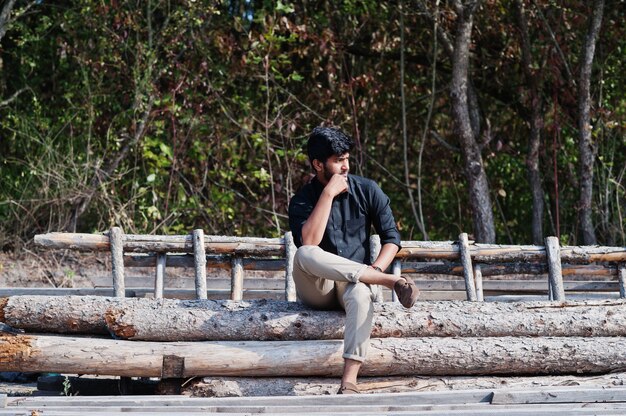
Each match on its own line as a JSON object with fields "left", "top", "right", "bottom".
{"left": 323, "top": 174, "right": 349, "bottom": 198}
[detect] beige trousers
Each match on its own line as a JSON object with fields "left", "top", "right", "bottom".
{"left": 293, "top": 245, "right": 375, "bottom": 362}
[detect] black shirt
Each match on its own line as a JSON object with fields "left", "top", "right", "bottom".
{"left": 288, "top": 174, "right": 401, "bottom": 264}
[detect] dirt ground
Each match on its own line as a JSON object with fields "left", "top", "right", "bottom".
{"left": 0, "top": 249, "right": 109, "bottom": 289}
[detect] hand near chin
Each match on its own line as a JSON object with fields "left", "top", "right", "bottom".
{"left": 324, "top": 174, "right": 349, "bottom": 198}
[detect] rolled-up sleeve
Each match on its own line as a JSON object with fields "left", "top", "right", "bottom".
{"left": 369, "top": 182, "right": 402, "bottom": 250}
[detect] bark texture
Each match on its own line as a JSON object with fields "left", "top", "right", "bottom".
{"left": 514, "top": 0, "right": 545, "bottom": 245}
{"left": 449, "top": 1, "right": 495, "bottom": 243}
{"left": 577, "top": 0, "right": 604, "bottom": 245}
{"left": 35, "top": 232, "right": 626, "bottom": 263}
{"left": 3, "top": 334, "right": 626, "bottom": 377}
{"left": 4, "top": 296, "right": 626, "bottom": 340}
{"left": 35, "top": 233, "right": 285, "bottom": 255}
{"left": 0, "top": 0, "right": 17, "bottom": 42}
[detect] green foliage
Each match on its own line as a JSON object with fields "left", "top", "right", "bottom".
{"left": 0, "top": 1, "right": 624, "bottom": 247}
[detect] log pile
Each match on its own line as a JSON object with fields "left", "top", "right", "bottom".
{"left": 6, "top": 230, "right": 626, "bottom": 390}
{"left": 3, "top": 295, "right": 626, "bottom": 378}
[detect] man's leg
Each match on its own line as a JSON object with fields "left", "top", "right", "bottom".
{"left": 293, "top": 246, "right": 418, "bottom": 393}
{"left": 294, "top": 245, "right": 403, "bottom": 288}
{"left": 336, "top": 281, "right": 375, "bottom": 393}
{"left": 292, "top": 247, "right": 340, "bottom": 309}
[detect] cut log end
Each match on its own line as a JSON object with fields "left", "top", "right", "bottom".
{"left": 0, "top": 297, "right": 7, "bottom": 322}
{"left": 104, "top": 309, "right": 136, "bottom": 339}
{"left": 0, "top": 334, "right": 33, "bottom": 364}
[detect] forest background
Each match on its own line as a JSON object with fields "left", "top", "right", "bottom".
{"left": 0, "top": 0, "right": 624, "bottom": 251}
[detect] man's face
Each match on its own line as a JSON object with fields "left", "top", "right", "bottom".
{"left": 319, "top": 153, "right": 350, "bottom": 184}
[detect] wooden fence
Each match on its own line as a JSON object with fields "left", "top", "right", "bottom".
{"left": 32, "top": 228, "right": 626, "bottom": 302}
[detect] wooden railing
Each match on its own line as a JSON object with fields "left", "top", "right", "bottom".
{"left": 33, "top": 229, "right": 626, "bottom": 302}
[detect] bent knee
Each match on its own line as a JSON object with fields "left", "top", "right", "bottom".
{"left": 294, "top": 245, "right": 322, "bottom": 267}
{"left": 343, "top": 282, "right": 375, "bottom": 304}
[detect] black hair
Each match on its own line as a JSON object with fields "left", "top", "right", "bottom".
{"left": 307, "top": 126, "right": 354, "bottom": 167}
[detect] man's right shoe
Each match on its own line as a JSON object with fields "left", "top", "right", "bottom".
{"left": 394, "top": 276, "right": 420, "bottom": 308}
{"left": 337, "top": 381, "right": 360, "bottom": 394}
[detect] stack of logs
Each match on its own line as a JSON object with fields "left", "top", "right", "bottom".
{"left": 3, "top": 230, "right": 626, "bottom": 384}
{"left": 3, "top": 295, "right": 626, "bottom": 378}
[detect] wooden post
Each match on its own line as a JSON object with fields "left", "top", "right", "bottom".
{"left": 284, "top": 232, "right": 297, "bottom": 302}
{"left": 231, "top": 256, "right": 244, "bottom": 301}
{"left": 369, "top": 234, "right": 383, "bottom": 302}
{"left": 459, "top": 233, "right": 477, "bottom": 301}
{"left": 154, "top": 253, "right": 166, "bottom": 299}
{"left": 545, "top": 236, "right": 565, "bottom": 301}
{"left": 548, "top": 281, "right": 554, "bottom": 301}
{"left": 391, "top": 260, "right": 402, "bottom": 303}
{"left": 192, "top": 229, "right": 207, "bottom": 300}
{"left": 474, "top": 264, "right": 484, "bottom": 302}
{"left": 618, "top": 264, "right": 626, "bottom": 299}
{"left": 110, "top": 227, "right": 125, "bottom": 298}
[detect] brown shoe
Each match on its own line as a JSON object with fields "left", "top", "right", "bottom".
{"left": 394, "top": 276, "right": 420, "bottom": 308}
{"left": 337, "top": 381, "right": 360, "bottom": 394}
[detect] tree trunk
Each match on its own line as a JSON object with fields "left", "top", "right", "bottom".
{"left": 0, "top": 0, "right": 17, "bottom": 42}
{"left": 578, "top": 0, "right": 604, "bottom": 245}
{"left": 514, "top": 0, "right": 545, "bottom": 245}
{"left": 3, "top": 333, "right": 626, "bottom": 377}
{"left": 449, "top": 1, "right": 495, "bottom": 243}
{"left": 4, "top": 296, "right": 626, "bottom": 340}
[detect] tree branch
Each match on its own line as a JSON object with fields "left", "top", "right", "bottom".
{"left": 0, "top": 87, "right": 28, "bottom": 108}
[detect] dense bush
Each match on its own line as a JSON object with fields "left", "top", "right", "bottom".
{"left": 0, "top": 1, "right": 624, "bottom": 248}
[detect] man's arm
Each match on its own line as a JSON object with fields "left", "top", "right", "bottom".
{"left": 368, "top": 180, "right": 402, "bottom": 269}
{"left": 371, "top": 243, "right": 400, "bottom": 272}
{"left": 301, "top": 174, "right": 348, "bottom": 246}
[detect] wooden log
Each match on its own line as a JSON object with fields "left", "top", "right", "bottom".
{"left": 284, "top": 232, "right": 297, "bottom": 302}
{"left": 0, "top": 287, "right": 285, "bottom": 300}
{"left": 35, "top": 233, "right": 285, "bottom": 255}
{"left": 459, "top": 233, "right": 477, "bottom": 301}
{"left": 402, "top": 262, "right": 618, "bottom": 278}
{"left": 154, "top": 253, "right": 166, "bottom": 299}
{"left": 546, "top": 236, "right": 565, "bottom": 301}
{"left": 398, "top": 241, "right": 626, "bottom": 263}
{"left": 5, "top": 296, "right": 626, "bottom": 340}
{"left": 230, "top": 256, "right": 243, "bottom": 301}
{"left": 3, "top": 334, "right": 626, "bottom": 377}
{"left": 124, "top": 254, "right": 286, "bottom": 271}
{"left": 124, "top": 255, "right": 619, "bottom": 278}
{"left": 34, "top": 232, "right": 626, "bottom": 263}
{"left": 0, "top": 296, "right": 131, "bottom": 334}
{"left": 192, "top": 229, "right": 207, "bottom": 300}
{"left": 619, "top": 264, "right": 626, "bottom": 298}
{"left": 391, "top": 259, "right": 401, "bottom": 303}
{"left": 474, "top": 264, "right": 483, "bottom": 302}
{"left": 104, "top": 298, "right": 626, "bottom": 341}
{"left": 109, "top": 227, "right": 125, "bottom": 298}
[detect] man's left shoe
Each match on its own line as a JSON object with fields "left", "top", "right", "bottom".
{"left": 394, "top": 276, "right": 420, "bottom": 308}
{"left": 337, "top": 382, "right": 360, "bottom": 394}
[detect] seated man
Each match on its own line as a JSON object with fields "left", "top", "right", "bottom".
{"left": 288, "top": 126, "right": 419, "bottom": 394}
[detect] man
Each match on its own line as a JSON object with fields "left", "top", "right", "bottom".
{"left": 288, "top": 126, "right": 420, "bottom": 394}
